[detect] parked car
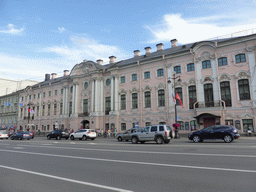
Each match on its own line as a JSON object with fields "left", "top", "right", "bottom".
{"left": 116, "top": 128, "right": 144, "bottom": 142}
{"left": 47, "top": 129, "right": 69, "bottom": 140}
{"left": 0, "top": 129, "right": 9, "bottom": 139}
{"left": 188, "top": 125, "right": 240, "bottom": 143}
{"left": 70, "top": 129, "right": 96, "bottom": 140}
{"left": 130, "top": 125, "right": 174, "bottom": 144}
{"left": 10, "top": 131, "right": 32, "bottom": 140}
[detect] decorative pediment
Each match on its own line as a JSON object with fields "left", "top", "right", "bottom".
{"left": 200, "top": 76, "right": 214, "bottom": 84}
{"left": 219, "top": 73, "right": 232, "bottom": 82}
{"left": 70, "top": 61, "right": 98, "bottom": 76}
{"left": 155, "top": 83, "right": 166, "bottom": 90}
{"left": 129, "top": 87, "right": 140, "bottom": 93}
{"left": 119, "top": 118, "right": 127, "bottom": 122}
{"left": 142, "top": 85, "right": 152, "bottom": 92}
{"left": 234, "top": 71, "right": 250, "bottom": 79}
{"left": 81, "top": 91, "right": 91, "bottom": 98}
{"left": 119, "top": 89, "right": 127, "bottom": 95}
{"left": 238, "top": 112, "right": 254, "bottom": 118}
{"left": 185, "top": 79, "right": 196, "bottom": 86}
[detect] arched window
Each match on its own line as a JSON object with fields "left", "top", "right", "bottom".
{"left": 158, "top": 90, "right": 165, "bottom": 107}
{"left": 220, "top": 81, "right": 232, "bottom": 106}
{"left": 204, "top": 83, "right": 214, "bottom": 107}
{"left": 238, "top": 79, "right": 250, "bottom": 100}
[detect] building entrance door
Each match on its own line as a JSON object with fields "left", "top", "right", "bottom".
{"left": 203, "top": 118, "right": 215, "bottom": 128}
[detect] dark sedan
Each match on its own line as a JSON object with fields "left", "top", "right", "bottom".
{"left": 188, "top": 125, "right": 240, "bottom": 143}
{"left": 10, "top": 132, "right": 33, "bottom": 140}
{"left": 47, "top": 129, "right": 69, "bottom": 140}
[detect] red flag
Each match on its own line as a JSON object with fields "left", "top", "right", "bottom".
{"left": 176, "top": 92, "right": 183, "bottom": 107}
{"left": 28, "top": 108, "right": 30, "bottom": 112}
{"left": 172, "top": 93, "right": 176, "bottom": 104}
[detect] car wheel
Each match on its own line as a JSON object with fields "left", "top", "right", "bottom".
{"left": 156, "top": 137, "right": 164, "bottom": 144}
{"left": 56, "top": 136, "right": 61, "bottom": 140}
{"left": 125, "top": 140, "right": 129, "bottom": 142}
{"left": 131, "top": 137, "right": 138, "bottom": 144}
{"left": 164, "top": 140, "right": 170, "bottom": 144}
{"left": 70, "top": 136, "right": 74, "bottom": 140}
{"left": 65, "top": 137, "right": 69, "bottom": 140}
{"left": 193, "top": 135, "right": 201, "bottom": 143}
{"left": 224, "top": 135, "right": 233, "bottom": 143}
{"left": 47, "top": 136, "right": 51, "bottom": 140}
{"left": 117, "top": 137, "right": 122, "bottom": 142}
{"left": 82, "top": 135, "right": 87, "bottom": 141}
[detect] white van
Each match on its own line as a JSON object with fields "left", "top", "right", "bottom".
{"left": 0, "top": 129, "right": 8, "bottom": 139}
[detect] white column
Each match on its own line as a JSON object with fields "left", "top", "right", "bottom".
{"left": 111, "top": 76, "right": 114, "bottom": 111}
{"left": 95, "top": 79, "right": 99, "bottom": 114}
{"left": 63, "top": 88, "right": 66, "bottom": 116}
{"left": 101, "top": 79, "right": 104, "bottom": 112}
{"left": 75, "top": 84, "right": 78, "bottom": 114}
{"left": 72, "top": 85, "right": 75, "bottom": 114}
{"left": 211, "top": 59, "right": 220, "bottom": 102}
{"left": 115, "top": 76, "right": 119, "bottom": 111}
{"left": 248, "top": 51, "right": 256, "bottom": 102}
{"left": 65, "top": 87, "right": 68, "bottom": 115}
{"left": 91, "top": 80, "right": 95, "bottom": 112}
{"left": 195, "top": 61, "right": 204, "bottom": 103}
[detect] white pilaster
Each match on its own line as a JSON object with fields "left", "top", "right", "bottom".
{"left": 75, "top": 84, "right": 78, "bottom": 114}
{"left": 115, "top": 76, "right": 119, "bottom": 111}
{"left": 196, "top": 61, "right": 204, "bottom": 102}
{"left": 95, "top": 79, "right": 99, "bottom": 115}
{"left": 248, "top": 51, "right": 256, "bottom": 103}
{"left": 72, "top": 85, "right": 75, "bottom": 115}
{"left": 65, "top": 87, "right": 68, "bottom": 115}
{"left": 101, "top": 79, "right": 104, "bottom": 112}
{"left": 63, "top": 88, "right": 66, "bottom": 116}
{"left": 211, "top": 59, "right": 220, "bottom": 102}
{"left": 91, "top": 80, "right": 95, "bottom": 112}
{"left": 111, "top": 76, "right": 114, "bottom": 111}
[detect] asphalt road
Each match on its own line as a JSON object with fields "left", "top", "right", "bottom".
{"left": 0, "top": 136, "right": 256, "bottom": 192}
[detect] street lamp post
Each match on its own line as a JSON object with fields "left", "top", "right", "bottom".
{"left": 168, "top": 72, "right": 181, "bottom": 139}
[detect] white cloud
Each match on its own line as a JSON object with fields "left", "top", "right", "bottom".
{"left": 146, "top": 14, "right": 256, "bottom": 44}
{"left": 58, "top": 27, "right": 66, "bottom": 33}
{"left": 0, "top": 24, "right": 24, "bottom": 34}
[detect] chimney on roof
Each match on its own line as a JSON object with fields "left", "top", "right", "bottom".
{"left": 156, "top": 43, "right": 164, "bottom": 51}
{"left": 64, "top": 70, "right": 69, "bottom": 76}
{"left": 51, "top": 73, "right": 57, "bottom": 79}
{"left": 134, "top": 50, "right": 140, "bottom": 57}
{"left": 144, "top": 47, "right": 151, "bottom": 55}
{"left": 45, "top": 74, "right": 50, "bottom": 81}
{"left": 171, "top": 39, "right": 178, "bottom": 47}
{"left": 109, "top": 56, "right": 116, "bottom": 64}
{"left": 97, "top": 59, "right": 103, "bottom": 65}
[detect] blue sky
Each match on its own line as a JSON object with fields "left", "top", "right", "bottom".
{"left": 1, "top": 0, "right": 256, "bottom": 81}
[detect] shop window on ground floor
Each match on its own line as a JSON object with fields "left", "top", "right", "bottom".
{"left": 159, "top": 122, "right": 166, "bottom": 125}
{"left": 36, "top": 125, "right": 38, "bottom": 130}
{"left": 145, "top": 122, "right": 151, "bottom": 126}
{"left": 47, "top": 125, "right": 49, "bottom": 131}
{"left": 190, "top": 120, "right": 197, "bottom": 130}
{"left": 225, "top": 119, "right": 233, "bottom": 125}
{"left": 235, "top": 120, "right": 241, "bottom": 130}
{"left": 105, "top": 123, "right": 109, "bottom": 131}
{"left": 121, "top": 123, "right": 126, "bottom": 131}
{"left": 177, "top": 121, "right": 184, "bottom": 130}
{"left": 185, "top": 122, "right": 189, "bottom": 130}
{"left": 243, "top": 119, "right": 253, "bottom": 132}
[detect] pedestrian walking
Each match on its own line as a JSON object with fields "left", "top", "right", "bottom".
{"left": 108, "top": 129, "right": 111, "bottom": 137}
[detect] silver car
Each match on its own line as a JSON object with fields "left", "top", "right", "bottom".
{"left": 116, "top": 128, "right": 143, "bottom": 142}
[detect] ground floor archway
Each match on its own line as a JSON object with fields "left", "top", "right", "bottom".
{"left": 81, "top": 120, "right": 90, "bottom": 129}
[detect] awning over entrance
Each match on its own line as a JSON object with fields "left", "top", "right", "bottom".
{"left": 194, "top": 113, "right": 221, "bottom": 119}
{"left": 194, "top": 113, "right": 222, "bottom": 128}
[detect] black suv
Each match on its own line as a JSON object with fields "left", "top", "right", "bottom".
{"left": 47, "top": 129, "right": 69, "bottom": 140}
{"left": 188, "top": 125, "right": 240, "bottom": 143}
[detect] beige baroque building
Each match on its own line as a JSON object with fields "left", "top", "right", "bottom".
{"left": 17, "top": 33, "right": 256, "bottom": 134}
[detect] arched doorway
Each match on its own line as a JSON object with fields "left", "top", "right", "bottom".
{"left": 194, "top": 113, "right": 221, "bottom": 128}
{"left": 81, "top": 120, "right": 90, "bottom": 129}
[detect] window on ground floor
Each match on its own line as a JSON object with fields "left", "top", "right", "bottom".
{"left": 242, "top": 119, "right": 253, "bottom": 132}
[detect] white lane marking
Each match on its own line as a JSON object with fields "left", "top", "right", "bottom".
{"left": 0, "top": 143, "right": 9, "bottom": 146}
{"left": 17, "top": 144, "right": 256, "bottom": 158}
{"left": 13, "top": 147, "right": 24, "bottom": 149}
{"left": 0, "top": 164, "right": 133, "bottom": 192}
{"left": 53, "top": 142, "right": 59, "bottom": 143}
{"left": 1, "top": 149, "right": 256, "bottom": 173}
{"left": 41, "top": 144, "right": 52, "bottom": 146}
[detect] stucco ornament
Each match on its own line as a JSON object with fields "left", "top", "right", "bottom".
{"left": 240, "top": 100, "right": 251, "bottom": 107}
{"left": 219, "top": 74, "right": 231, "bottom": 82}
{"left": 234, "top": 71, "right": 250, "bottom": 79}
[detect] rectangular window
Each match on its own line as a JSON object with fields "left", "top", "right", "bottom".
{"left": 43, "top": 92, "right": 45, "bottom": 97}
{"left": 242, "top": 119, "right": 253, "bottom": 132}
{"left": 83, "top": 99, "right": 88, "bottom": 114}
{"left": 178, "top": 121, "right": 184, "bottom": 130}
{"left": 37, "top": 106, "right": 39, "bottom": 116}
{"left": 105, "top": 97, "right": 111, "bottom": 115}
{"left": 235, "top": 54, "right": 246, "bottom": 63}
{"left": 144, "top": 71, "right": 150, "bottom": 79}
{"left": 202, "top": 60, "right": 211, "bottom": 69}
{"left": 55, "top": 90, "right": 57, "bottom": 95}
{"left": 158, "top": 90, "right": 165, "bottom": 107}
{"left": 33, "top": 94, "right": 35, "bottom": 99}
{"left": 20, "top": 108, "right": 23, "bottom": 118}
{"left": 220, "top": 81, "right": 232, "bottom": 106}
{"left": 187, "top": 63, "right": 195, "bottom": 72}
{"left": 49, "top": 91, "right": 51, "bottom": 96}
{"left": 54, "top": 104, "right": 57, "bottom": 115}
{"left": 29, "top": 95, "right": 31, "bottom": 100}
{"left": 225, "top": 120, "right": 233, "bottom": 125}
{"left": 174, "top": 66, "right": 181, "bottom": 74}
{"left": 218, "top": 57, "right": 228, "bottom": 66}
{"left": 175, "top": 88, "right": 183, "bottom": 106}
{"left": 47, "top": 125, "right": 49, "bottom": 131}
{"left": 48, "top": 104, "right": 51, "bottom": 116}
{"left": 60, "top": 103, "right": 63, "bottom": 115}
{"left": 132, "top": 74, "right": 137, "bottom": 81}
{"left": 69, "top": 102, "right": 72, "bottom": 115}
{"left": 144, "top": 91, "right": 151, "bottom": 108}
{"left": 157, "top": 69, "right": 164, "bottom": 77}
{"left": 190, "top": 120, "right": 197, "bottom": 130}
{"left": 42, "top": 105, "right": 45, "bottom": 116}
{"left": 121, "top": 123, "right": 126, "bottom": 131}
{"left": 189, "top": 86, "right": 197, "bottom": 109}
{"left": 61, "top": 89, "right": 63, "bottom": 94}
{"left": 38, "top": 93, "right": 40, "bottom": 98}
{"left": 121, "top": 95, "right": 126, "bottom": 110}
{"left": 238, "top": 79, "right": 250, "bottom": 100}
{"left": 204, "top": 83, "right": 214, "bottom": 107}
{"left": 121, "top": 76, "right": 125, "bottom": 83}
{"left": 132, "top": 93, "right": 138, "bottom": 109}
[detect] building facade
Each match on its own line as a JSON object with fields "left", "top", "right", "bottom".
{"left": 16, "top": 34, "right": 256, "bottom": 133}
